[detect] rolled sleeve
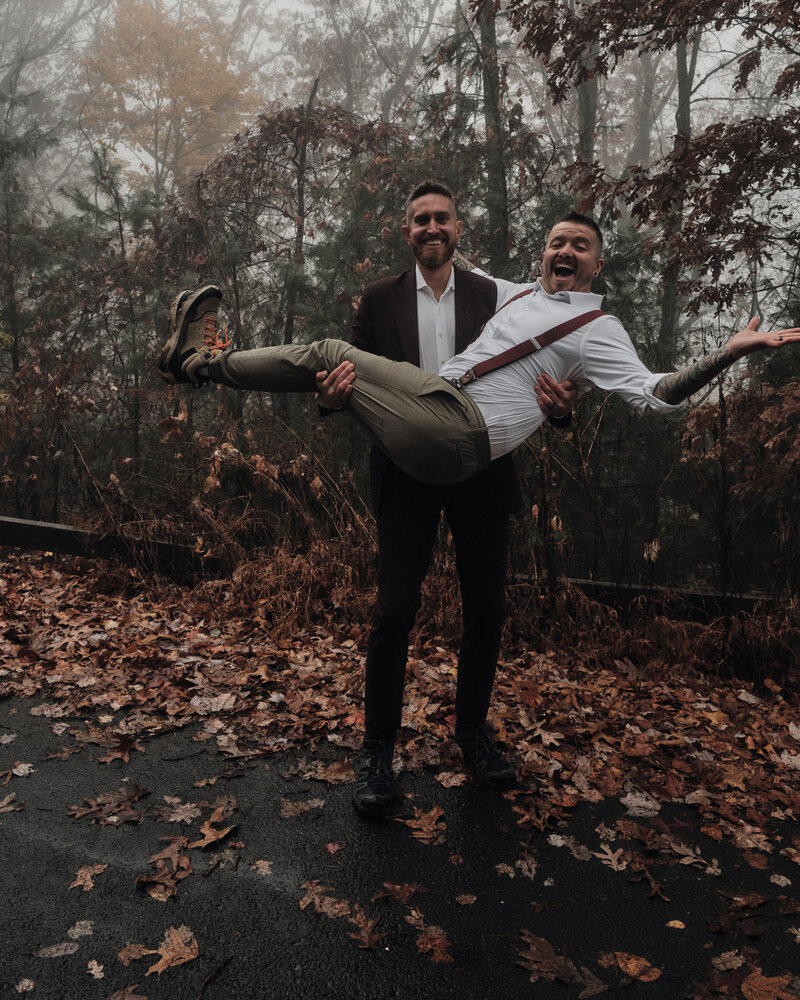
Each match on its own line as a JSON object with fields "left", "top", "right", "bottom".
{"left": 581, "top": 319, "right": 683, "bottom": 414}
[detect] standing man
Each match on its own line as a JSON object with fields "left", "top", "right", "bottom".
{"left": 317, "top": 182, "right": 573, "bottom": 817}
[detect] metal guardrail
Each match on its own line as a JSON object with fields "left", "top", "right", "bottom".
{"left": 0, "top": 515, "right": 208, "bottom": 577}
{"left": 0, "top": 515, "right": 766, "bottom": 615}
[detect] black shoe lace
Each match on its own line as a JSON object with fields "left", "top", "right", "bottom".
{"left": 359, "top": 740, "right": 393, "bottom": 787}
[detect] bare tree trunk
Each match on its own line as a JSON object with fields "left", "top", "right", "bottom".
{"left": 576, "top": 61, "right": 598, "bottom": 164}
{"left": 282, "top": 77, "right": 319, "bottom": 348}
{"left": 628, "top": 51, "right": 656, "bottom": 167}
{"left": 654, "top": 33, "right": 701, "bottom": 369}
{"left": 478, "top": 4, "right": 509, "bottom": 274}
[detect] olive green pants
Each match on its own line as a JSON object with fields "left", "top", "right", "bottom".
{"left": 208, "top": 339, "right": 491, "bottom": 485}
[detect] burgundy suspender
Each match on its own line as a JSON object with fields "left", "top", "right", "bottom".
{"left": 452, "top": 298, "right": 606, "bottom": 388}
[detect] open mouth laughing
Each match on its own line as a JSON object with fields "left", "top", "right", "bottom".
{"left": 553, "top": 260, "right": 576, "bottom": 279}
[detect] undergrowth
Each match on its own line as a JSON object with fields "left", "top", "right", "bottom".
{"left": 57, "top": 539, "right": 800, "bottom": 691}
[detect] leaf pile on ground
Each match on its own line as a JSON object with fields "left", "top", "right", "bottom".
{"left": 2, "top": 553, "right": 800, "bottom": 853}
{"left": 4, "top": 553, "right": 800, "bottom": 997}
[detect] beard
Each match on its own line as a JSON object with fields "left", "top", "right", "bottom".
{"left": 410, "top": 235, "right": 457, "bottom": 269}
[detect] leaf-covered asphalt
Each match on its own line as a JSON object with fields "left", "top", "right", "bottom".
{"left": 2, "top": 554, "right": 800, "bottom": 999}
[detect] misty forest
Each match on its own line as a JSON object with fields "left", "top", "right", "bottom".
{"left": 4, "top": 4, "right": 800, "bottom": 995}
{"left": 1, "top": 0, "right": 799, "bottom": 671}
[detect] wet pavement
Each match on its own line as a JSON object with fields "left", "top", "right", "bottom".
{"left": 3, "top": 697, "right": 800, "bottom": 999}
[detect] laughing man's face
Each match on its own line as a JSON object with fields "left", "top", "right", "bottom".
{"left": 402, "top": 193, "right": 462, "bottom": 271}
{"left": 540, "top": 222, "right": 603, "bottom": 295}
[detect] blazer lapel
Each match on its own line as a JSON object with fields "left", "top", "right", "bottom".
{"left": 454, "top": 269, "right": 479, "bottom": 352}
{"left": 394, "top": 269, "right": 420, "bottom": 365}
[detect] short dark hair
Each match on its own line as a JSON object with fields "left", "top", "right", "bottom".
{"left": 405, "top": 181, "right": 456, "bottom": 219}
{"left": 557, "top": 211, "right": 603, "bottom": 249}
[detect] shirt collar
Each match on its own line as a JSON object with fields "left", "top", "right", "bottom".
{"left": 415, "top": 264, "right": 455, "bottom": 296}
{"left": 531, "top": 279, "right": 604, "bottom": 308}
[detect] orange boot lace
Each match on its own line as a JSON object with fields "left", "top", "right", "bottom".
{"left": 202, "top": 314, "right": 233, "bottom": 354}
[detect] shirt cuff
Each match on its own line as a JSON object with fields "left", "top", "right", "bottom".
{"left": 643, "top": 373, "right": 684, "bottom": 411}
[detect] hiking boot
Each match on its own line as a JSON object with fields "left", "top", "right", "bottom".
{"left": 455, "top": 722, "right": 516, "bottom": 790}
{"left": 159, "top": 284, "right": 229, "bottom": 386}
{"left": 352, "top": 738, "right": 399, "bottom": 818}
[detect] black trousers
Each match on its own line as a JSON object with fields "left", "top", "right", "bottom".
{"left": 363, "top": 463, "right": 510, "bottom": 741}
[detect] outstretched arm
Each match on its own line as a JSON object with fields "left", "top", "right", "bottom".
{"left": 654, "top": 318, "right": 800, "bottom": 405}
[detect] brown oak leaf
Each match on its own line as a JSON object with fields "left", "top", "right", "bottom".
{"left": 397, "top": 805, "right": 446, "bottom": 844}
{"left": 371, "top": 882, "right": 425, "bottom": 904}
{"left": 145, "top": 925, "right": 199, "bottom": 976}
{"left": 108, "top": 988, "right": 147, "bottom": 1000}
{"left": 600, "top": 951, "right": 661, "bottom": 982}
{"left": 414, "top": 924, "right": 454, "bottom": 964}
{"left": 118, "top": 943, "right": 152, "bottom": 966}
{"left": 69, "top": 863, "right": 108, "bottom": 892}
{"left": 280, "top": 797, "right": 325, "bottom": 818}
{"left": 740, "top": 969, "right": 798, "bottom": 1000}
{"left": 347, "top": 905, "right": 387, "bottom": 949}
{"left": 186, "top": 808, "right": 236, "bottom": 850}
{"left": 517, "top": 930, "right": 578, "bottom": 984}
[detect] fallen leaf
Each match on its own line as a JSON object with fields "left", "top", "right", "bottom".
{"left": 593, "top": 844, "right": 627, "bottom": 871}
{"left": 36, "top": 942, "right": 80, "bottom": 958}
{"left": 397, "top": 805, "right": 446, "bottom": 844}
{"left": 70, "top": 864, "right": 108, "bottom": 892}
{"left": 145, "top": 925, "right": 199, "bottom": 976}
{"left": 118, "top": 943, "right": 151, "bottom": 966}
{"left": 14, "top": 981, "right": 34, "bottom": 994}
{"left": 516, "top": 930, "right": 578, "bottom": 984}
{"left": 435, "top": 771, "right": 468, "bottom": 787}
{"left": 620, "top": 790, "right": 660, "bottom": 817}
{"left": 407, "top": 917, "right": 453, "bottom": 964}
{"left": 577, "top": 965, "right": 608, "bottom": 998}
{"left": 325, "top": 842, "right": 345, "bottom": 855}
{"left": 187, "top": 815, "right": 236, "bottom": 850}
{"left": 604, "top": 951, "right": 661, "bottom": 982}
{"left": 371, "top": 882, "right": 424, "bottom": 904}
{"left": 280, "top": 797, "right": 325, "bottom": 818}
{"left": 347, "top": 905, "right": 387, "bottom": 949}
{"left": 741, "top": 969, "right": 797, "bottom": 999}
{"left": 712, "top": 950, "right": 746, "bottom": 971}
{"left": 298, "top": 880, "right": 351, "bottom": 918}
{"left": 515, "top": 857, "right": 537, "bottom": 880}
{"left": 87, "top": 959, "right": 104, "bottom": 979}
{"left": 0, "top": 792, "right": 23, "bottom": 813}
{"left": 250, "top": 860, "right": 273, "bottom": 875}
{"left": 455, "top": 894, "right": 476, "bottom": 905}
{"left": 160, "top": 801, "right": 202, "bottom": 825}
{"left": 108, "top": 987, "right": 147, "bottom": 999}
{"left": 309, "top": 760, "right": 352, "bottom": 784}
{"left": 666, "top": 920, "right": 685, "bottom": 929}
{"left": 67, "top": 920, "right": 95, "bottom": 940}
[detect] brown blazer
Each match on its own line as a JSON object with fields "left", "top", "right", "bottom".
{"left": 351, "top": 267, "right": 524, "bottom": 514}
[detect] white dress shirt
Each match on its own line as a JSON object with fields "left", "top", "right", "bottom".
{"left": 438, "top": 277, "right": 680, "bottom": 460}
{"left": 414, "top": 265, "right": 457, "bottom": 374}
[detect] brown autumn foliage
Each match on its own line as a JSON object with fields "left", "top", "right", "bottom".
{"left": 491, "top": 0, "right": 800, "bottom": 309}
